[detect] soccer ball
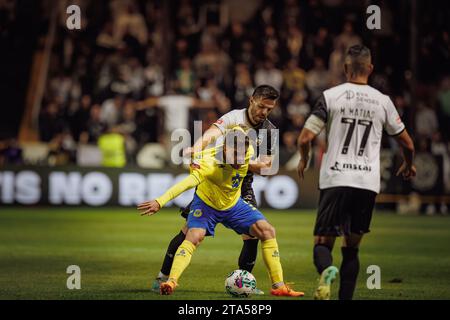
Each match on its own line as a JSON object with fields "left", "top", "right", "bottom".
{"left": 225, "top": 269, "right": 257, "bottom": 297}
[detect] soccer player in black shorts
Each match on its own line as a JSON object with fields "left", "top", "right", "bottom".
{"left": 297, "top": 45, "right": 416, "bottom": 300}
{"left": 151, "top": 85, "right": 279, "bottom": 294}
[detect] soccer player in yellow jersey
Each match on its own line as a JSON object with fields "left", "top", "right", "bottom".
{"left": 137, "top": 127, "right": 303, "bottom": 297}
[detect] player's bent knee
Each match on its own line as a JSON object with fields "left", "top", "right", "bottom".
{"left": 343, "top": 234, "right": 363, "bottom": 248}
{"left": 261, "top": 225, "right": 276, "bottom": 240}
{"left": 252, "top": 220, "right": 276, "bottom": 241}
{"left": 185, "top": 229, "right": 206, "bottom": 246}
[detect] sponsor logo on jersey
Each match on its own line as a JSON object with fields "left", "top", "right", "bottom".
{"left": 330, "top": 162, "right": 343, "bottom": 172}
{"left": 231, "top": 173, "right": 242, "bottom": 188}
{"left": 330, "top": 161, "right": 372, "bottom": 172}
{"left": 337, "top": 90, "right": 355, "bottom": 101}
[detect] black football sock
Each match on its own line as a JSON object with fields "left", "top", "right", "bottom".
{"left": 160, "top": 230, "right": 186, "bottom": 276}
{"left": 313, "top": 244, "right": 333, "bottom": 274}
{"left": 238, "top": 239, "right": 259, "bottom": 272}
{"left": 339, "top": 247, "right": 360, "bottom": 300}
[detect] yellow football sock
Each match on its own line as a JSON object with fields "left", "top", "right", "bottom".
{"left": 169, "top": 240, "right": 196, "bottom": 283}
{"left": 261, "top": 238, "right": 284, "bottom": 286}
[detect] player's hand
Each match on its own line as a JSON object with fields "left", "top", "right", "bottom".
{"left": 190, "top": 161, "right": 201, "bottom": 170}
{"left": 297, "top": 159, "right": 308, "bottom": 180}
{"left": 137, "top": 200, "right": 161, "bottom": 216}
{"left": 182, "top": 147, "right": 194, "bottom": 158}
{"left": 396, "top": 162, "right": 416, "bottom": 180}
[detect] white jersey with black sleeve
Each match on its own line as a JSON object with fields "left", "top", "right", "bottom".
{"left": 212, "top": 108, "right": 278, "bottom": 205}
{"left": 306, "top": 82, "right": 405, "bottom": 194}
{"left": 213, "top": 108, "right": 277, "bottom": 157}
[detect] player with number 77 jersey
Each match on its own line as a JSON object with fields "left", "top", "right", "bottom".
{"left": 296, "top": 44, "right": 416, "bottom": 300}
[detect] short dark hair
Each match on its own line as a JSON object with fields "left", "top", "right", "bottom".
{"left": 252, "top": 85, "right": 280, "bottom": 100}
{"left": 345, "top": 44, "right": 372, "bottom": 76}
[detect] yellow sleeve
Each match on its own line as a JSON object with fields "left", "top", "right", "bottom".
{"left": 155, "top": 173, "right": 203, "bottom": 207}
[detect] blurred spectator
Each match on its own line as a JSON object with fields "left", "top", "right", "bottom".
{"left": 80, "top": 104, "right": 107, "bottom": 144}
{"left": 175, "top": 57, "right": 196, "bottom": 95}
{"left": 231, "top": 63, "right": 254, "bottom": 107}
{"left": 98, "top": 128, "right": 127, "bottom": 167}
{"left": 328, "top": 40, "right": 347, "bottom": 86}
{"left": 144, "top": 59, "right": 165, "bottom": 97}
{"left": 100, "top": 95, "right": 125, "bottom": 128}
{"left": 415, "top": 102, "right": 439, "bottom": 139}
{"left": 39, "top": 102, "right": 65, "bottom": 142}
{"left": 126, "top": 57, "right": 146, "bottom": 99}
{"left": 238, "top": 40, "right": 255, "bottom": 70}
{"left": 96, "top": 21, "right": 122, "bottom": 50}
{"left": 285, "top": 25, "right": 304, "bottom": 60}
{"left": 0, "top": 139, "right": 23, "bottom": 165}
{"left": 193, "top": 35, "right": 231, "bottom": 85}
{"left": 226, "top": 22, "right": 247, "bottom": 63}
{"left": 306, "top": 57, "right": 330, "bottom": 102}
{"left": 334, "top": 21, "right": 362, "bottom": 51}
{"left": 196, "top": 77, "right": 230, "bottom": 114}
{"left": 70, "top": 94, "right": 92, "bottom": 141}
{"left": 287, "top": 90, "right": 311, "bottom": 122}
{"left": 111, "top": 1, "right": 148, "bottom": 46}
{"left": 255, "top": 59, "right": 283, "bottom": 92}
{"left": 116, "top": 101, "right": 138, "bottom": 163}
{"left": 279, "top": 131, "right": 298, "bottom": 166}
{"left": 48, "top": 130, "right": 76, "bottom": 166}
{"left": 309, "top": 27, "right": 333, "bottom": 67}
{"left": 282, "top": 58, "right": 307, "bottom": 97}
{"left": 437, "top": 77, "right": 450, "bottom": 141}
{"left": 176, "top": 0, "right": 200, "bottom": 38}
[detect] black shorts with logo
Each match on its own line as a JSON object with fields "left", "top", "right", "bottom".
{"left": 314, "top": 187, "right": 377, "bottom": 236}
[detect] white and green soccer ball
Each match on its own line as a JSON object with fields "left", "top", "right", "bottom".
{"left": 225, "top": 269, "right": 257, "bottom": 298}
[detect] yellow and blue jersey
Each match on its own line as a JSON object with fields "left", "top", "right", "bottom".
{"left": 155, "top": 143, "right": 255, "bottom": 211}
{"left": 190, "top": 144, "right": 254, "bottom": 210}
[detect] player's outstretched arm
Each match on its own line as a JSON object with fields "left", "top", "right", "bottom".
{"left": 394, "top": 129, "right": 416, "bottom": 180}
{"left": 137, "top": 174, "right": 202, "bottom": 216}
{"left": 296, "top": 127, "right": 317, "bottom": 180}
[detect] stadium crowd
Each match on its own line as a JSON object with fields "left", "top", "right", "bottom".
{"left": 1, "top": 0, "right": 449, "bottom": 169}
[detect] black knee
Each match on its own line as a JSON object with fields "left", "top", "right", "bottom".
{"left": 161, "top": 231, "right": 186, "bottom": 275}
{"left": 339, "top": 247, "right": 360, "bottom": 300}
{"left": 313, "top": 244, "right": 333, "bottom": 274}
{"left": 169, "top": 230, "right": 186, "bottom": 250}
{"left": 238, "top": 239, "right": 259, "bottom": 272}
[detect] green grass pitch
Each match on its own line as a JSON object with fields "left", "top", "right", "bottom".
{"left": 1, "top": 207, "right": 450, "bottom": 300}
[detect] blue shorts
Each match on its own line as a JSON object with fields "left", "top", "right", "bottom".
{"left": 187, "top": 194, "right": 266, "bottom": 237}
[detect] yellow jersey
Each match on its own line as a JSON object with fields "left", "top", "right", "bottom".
{"left": 156, "top": 144, "right": 254, "bottom": 211}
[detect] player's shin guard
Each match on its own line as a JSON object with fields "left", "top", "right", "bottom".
{"left": 161, "top": 231, "right": 186, "bottom": 276}
{"left": 168, "top": 240, "right": 196, "bottom": 283}
{"left": 339, "top": 247, "right": 359, "bottom": 300}
{"left": 261, "top": 238, "right": 283, "bottom": 287}
{"left": 313, "top": 244, "right": 333, "bottom": 274}
{"left": 238, "top": 239, "right": 259, "bottom": 272}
